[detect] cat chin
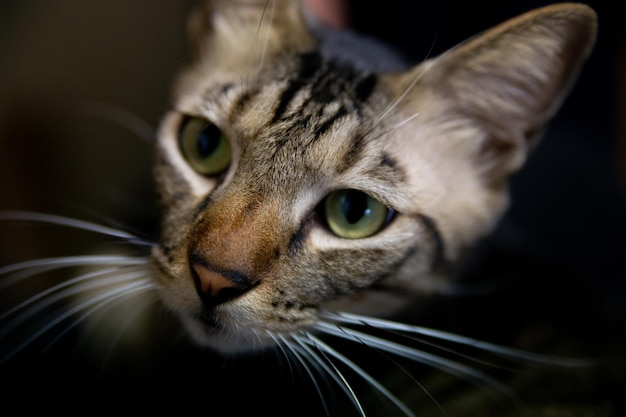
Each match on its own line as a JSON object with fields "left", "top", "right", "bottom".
{"left": 180, "top": 313, "right": 275, "bottom": 354}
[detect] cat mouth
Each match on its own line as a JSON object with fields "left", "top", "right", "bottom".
{"left": 194, "top": 311, "right": 224, "bottom": 333}
{"left": 184, "top": 310, "right": 278, "bottom": 353}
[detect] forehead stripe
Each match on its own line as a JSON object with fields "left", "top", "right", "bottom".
{"left": 271, "top": 52, "right": 323, "bottom": 123}
{"left": 311, "top": 105, "right": 349, "bottom": 143}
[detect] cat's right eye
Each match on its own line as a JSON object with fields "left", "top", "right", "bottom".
{"left": 319, "top": 189, "right": 394, "bottom": 239}
{"left": 178, "top": 116, "right": 232, "bottom": 176}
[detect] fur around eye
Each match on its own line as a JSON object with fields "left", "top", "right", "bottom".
{"left": 320, "top": 189, "right": 394, "bottom": 239}
{"left": 178, "top": 116, "right": 231, "bottom": 176}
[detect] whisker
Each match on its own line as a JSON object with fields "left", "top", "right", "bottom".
{"left": 292, "top": 334, "right": 368, "bottom": 417}
{"left": 324, "top": 312, "right": 593, "bottom": 368}
{"left": 332, "top": 314, "right": 523, "bottom": 374}
{"left": 256, "top": 0, "right": 275, "bottom": 72}
{"left": 244, "top": 0, "right": 273, "bottom": 89}
{"left": 268, "top": 333, "right": 295, "bottom": 379}
{"left": 374, "top": 34, "right": 439, "bottom": 126}
{"left": 376, "top": 73, "right": 423, "bottom": 125}
{"left": 1, "top": 269, "right": 150, "bottom": 337}
{"left": 286, "top": 336, "right": 330, "bottom": 385}
{"left": 1, "top": 265, "right": 135, "bottom": 321}
{"left": 420, "top": 30, "right": 440, "bottom": 64}
{"left": 301, "top": 332, "right": 418, "bottom": 417}
{"left": 42, "top": 280, "right": 156, "bottom": 355}
{"left": 314, "top": 321, "right": 521, "bottom": 407}
{"left": 78, "top": 100, "right": 156, "bottom": 143}
{"left": 331, "top": 324, "right": 450, "bottom": 417}
{"left": 97, "top": 292, "right": 158, "bottom": 371}
{"left": 364, "top": 109, "right": 412, "bottom": 143}
{"left": 0, "top": 211, "right": 154, "bottom": 247}
{"left": 390, "top": 112, "right": 420, "bottom": 131}
{"left": 0, "top": 255, "right": 150, "bottom": 290}
{"left": 280, "top": 335, "right": 332, "bottom": 417}
{"left": 1, "top": 278, "right": 155, "bottom": 364}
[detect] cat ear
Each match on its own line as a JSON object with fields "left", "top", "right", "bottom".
{"left": 187, "top": 0, "right": 315, "bottom": 63}
{"left": 385, "top": 3, "right": 597, "bottom": 184}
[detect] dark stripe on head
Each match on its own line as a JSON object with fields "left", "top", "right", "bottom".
{"left": 285, "top": 53, "right": 366, "bottom": 118}
{"left": 353, "top": 73, "right": 378, "bottom": 103}
{"left": 380, "top": 153, "right": 406, "bottom": 182}
{"left": 231, "top": 89, "right": 254, "bottom": 119}
{"left": 272, "top": 52, "right": 323, "bottom": 123}
{"left": 381, "top": 153, "right": 398, "bottom": 170}
{"left": 312, "top": 106, "right": 348, "bottom": 142}
{"left": 308, "top": 60, "right": 363, "bottom": 107}
{"left": 337, "top": 132, "right": 366, "bottom": 174}
{"left": 271, "top": 80, "right": 304, "bottom": 124}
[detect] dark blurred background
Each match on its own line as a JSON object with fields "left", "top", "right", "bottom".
{"left": 0, "top": 1, "right": 624, "bottom": 415}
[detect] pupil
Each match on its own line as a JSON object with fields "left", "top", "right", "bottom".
{"left": 343, "top": 191, "right": 368, "bottom": 224}
{"left": 197, "top": 125, "right": 220, "bottom": 157}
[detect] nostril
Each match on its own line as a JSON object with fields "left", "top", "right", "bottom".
{"left": 193, "top": 264, "right": 234, "bottom": 297}
{"left": 191, "top": 262, "right": 254, "bottom": 305}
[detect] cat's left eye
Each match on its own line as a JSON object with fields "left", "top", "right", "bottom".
{"left": 178, "top": 116, "right": 232, "bottom": 176}
{"left": 320, "top": 189, "right": 394, "bottom": 239}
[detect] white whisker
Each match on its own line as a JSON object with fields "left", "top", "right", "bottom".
{"left": 375, "top": 31, "right": 442, "bottom": 126}
{"left": 0, "top": 211, "right": 153, "bottom": 246}
{"left": 269, "top": 333, "right": 299, "bottom": 382}
{"left": 330, "top": 323, "right": 450, "bottom": 417}
{"left": 324, "top": 312, "right": 592, "bottom": 368}
{"left": 1, "top": 278, "right": 155, "bottom": 364}
{"left": 314, "top": 321, "right": 520, "bottom": 407}
{"left": 286, "top": 335, "right": 336, "bottom": 395}
{"left": 1, "top": 266, "right": 129, "bottom": 320}
{"left": 268, "top": 333, "right": 290, "bottom": 368}
{"left": 257, "top": 0, "right": 275, "bottom": 72}
{"left": 280, "top": 336, "right": 332, "bottom": 417}
{"left": 390, "top": 112, "right": 420, "bottom": 131}
{"left": 293, "top": 334, "right": 367, "bottom": 417}
{"left": 0, "top": 255, "right": 150, "bottom": 289}
{"left": 422, "top": 31, "right": 439, "bottom": 62}
{"left": 330, "top": 313, "right": 519, "bottom": 374}
{"left": 43, "top": 280, "right": 156, "bottom": 355}
{"left": 1, "top": 269, "right": 150, "bottom": 337}
{"left": 376, "top": 72, "right": 423, "bottom": 125}
{"left": 302, "top": 332, "right": 419, "bottom": 417}
{"left": 93, "top": 290, "right": 159, "bottom": 371}
{"left": 78, "top": 100, "right": 156, "bottom": 143}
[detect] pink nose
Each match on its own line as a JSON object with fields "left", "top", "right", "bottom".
{"left": 192, "top": 263, "right": 253, "bottom": 305}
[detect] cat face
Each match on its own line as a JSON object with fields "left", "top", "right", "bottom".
{"left": 151, "top": 0, "right": 596, "bottom": 353}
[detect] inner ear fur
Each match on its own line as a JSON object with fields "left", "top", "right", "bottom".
{"left": 387, "top": 3, "right": 597, "bottom": 184}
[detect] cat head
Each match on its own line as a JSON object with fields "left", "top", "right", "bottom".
{"left": 151, "top": 0, "right": 596, "bottom": 353}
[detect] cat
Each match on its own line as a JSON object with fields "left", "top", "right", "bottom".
{"left": 153, "top": 0, "right": 596, "bottom": 352}
{"left": 2, "top": 1, "right": 617, "bottom": 416}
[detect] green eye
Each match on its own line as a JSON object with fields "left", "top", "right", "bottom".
{"left": 322, "top": 189, "right": 393, "bottom": 239}
{"left": 179, "top": 116, "right": 231, "bottom": 176}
